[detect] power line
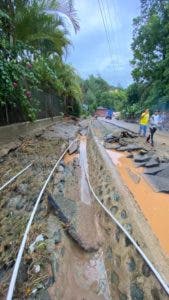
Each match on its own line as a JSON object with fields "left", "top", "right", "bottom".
{"left": 97, "top": 0, "right": 113, "bottom": 60}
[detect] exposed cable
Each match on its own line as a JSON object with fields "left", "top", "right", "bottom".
{"left": 0, "top": 163, "right": 32, "bottom": 192}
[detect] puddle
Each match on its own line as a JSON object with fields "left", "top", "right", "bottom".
{"left": 79, "top": 137, "right": 91, "bottom": 205}
{"left": 72, "top": 249, "right": 111, "bottom": 300}
{"left": 107, "top": 149, "right": 169, "bottom": 256}
{"left": 84, "top": 250, "right": 111, "bottom": 300}
{"left": 106, "top": 149, "right": 123, "bottom": 166}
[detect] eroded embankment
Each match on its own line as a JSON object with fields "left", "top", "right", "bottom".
{"left": 87, "top": 125, "right": 169, "bottom": 299}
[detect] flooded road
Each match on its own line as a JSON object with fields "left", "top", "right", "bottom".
{"left": 107, "top": 149, "right": 169, "bottom": 256}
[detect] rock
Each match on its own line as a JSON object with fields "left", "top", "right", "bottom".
{"left": 118, "top": 144, "right": 143, "bottom": 152}
{"left": 43, "top": 276, "right": 54, "bottom": 288}
{"left": 0, "top": 141, "right": 20, "bottom": 157}
{"left": 125, "top": 236, "right": 132, "bottom": 247}
{"left": 79, "top": 129, "right": 87, "bottom": 136}
{"left": 48, "top": 194, "right": 76, "bottom": 223}
{"left": 73, "top": 157, "right": 79, "bottom": 166}
{"left": 17, "top": 262, "right": 28, "bottom": 285}
{"left": 151, "top": 288, "right": 160, "bottom": 300}
{"left": 130, "top": 283, "right": 144, "bottom": 300}
{"left": 119, "top": 292, "right": 128, "bottom": 300}
{"left": 18, "top": 183, "right": 28, "bottom": 194}
{"left": 134, "top": 154, "right": 151, "bottom": 163}
{"left": 156, "top": 166, "right": 169, "bottom": 178}
{"left": 120, "top": 131, "right": 137, "bottom": 138}
{"left": 29, "top": 289, "right": 51, "bottom": 300}
{"left": 127, "top": 168, "right": 140, "bottom": 184}
{"left": 114, "top": 255, "right": 121, "bottom": 268}
{"left": 121, "top": 210, "right": 127, "bottom": 219}
{"left": 144, "top": 163, "right": 169, "bottom": 175}
{"left": 127, "top": 154, "right": 133, "bottom": 158}
{"left": 33, "top": 265, "right": 40, "bottom": 273}
{"left": 112, "top": 192, "right": 120, "bottom": 202}
{"left": 29, "top": 234, "right": 44, "bottom": 253}
{"left": 16, "top": 201, "right": 25, "bottom": 210}
{"left": 119, "top": 140, "right": 128, "bottom": 146}
{"left": 106, "top": 247, "right": 113, "bottom": 260}
{"left": 145, "top": 174, "right": 169, "bottom": 193}
{"left": 115, "top": 226, "right": 121, "bottom": 242}
{"left": 111, "top": 271, "right": 119, "bottom": 285}
{"left": 110, "top": 205, "right": 118, "bottom": 215}
{"left": 145, "top": 159, "right": 159, "bottom": 168}
{"left": 51, "top": 253, "right": 59, "bottom": 282}
{"left": 139, "top": 149, "right": 148, "bottom": 155}
{"left": 35, "top": 132, "right": 42, "bottom": 138}
{"left": 68, "top": 225, "right": 99, "bottom": 252}
{"left": 60, "top": 160, "right": 65, "bottom": 167}
{"left": 124, "top": 223, "right": 132, "bottom": 235}
{"left": 48, "top": 195, "right": 98, "bottom": 252}
{"left": 127, "top": 257, "right": 136, "bottom": 272}
{"left": 58, "top": 165, "right": 64, "bottom": 172}
{"left": 104, "top": 133, "right": 120, "bottom": 143}
{"left": 104, "top": 142, "right": 121, "bottom": 150}
{"left": 7, "top": 195, "right": 22, "bottom": 209}
{"left": 68, "top": 140, "right": 79, "bottom": 154}
{"left": 53, "top": 229, "right": 62, "bottom": 244}
{"left": 142, "top": 262, "right": 151, "bottom": 277}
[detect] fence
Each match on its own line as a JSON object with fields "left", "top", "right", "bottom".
{"left": 0, "top": 90, "right": 63, "bottom": 126}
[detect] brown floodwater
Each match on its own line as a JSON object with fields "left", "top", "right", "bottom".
{"left": 106, "top": 149, "right": 169, "bottom": 256}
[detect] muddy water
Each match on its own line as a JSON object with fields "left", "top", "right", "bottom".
{"left": 51, "top": 138, "right": 111, "bottom": 300}
{"left": 79, "top": 137, "right": 91, "bottom": 205}
{"left": 107, "top": 149, "right": 169, "bottom": 256}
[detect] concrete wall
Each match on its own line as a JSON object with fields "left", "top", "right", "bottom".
{"left": 87, "top": 127, "right": 169, "bottom": 299}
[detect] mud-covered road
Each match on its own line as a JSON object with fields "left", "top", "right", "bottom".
{"left": 0, "top": 117, "right": 169, "bottom": 300}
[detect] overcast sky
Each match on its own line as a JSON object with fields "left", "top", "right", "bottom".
{"left": 66, "top": 0, "right": 140, "bottom": 87}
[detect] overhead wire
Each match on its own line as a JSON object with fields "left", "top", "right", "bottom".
{"left": 97, "top": 0, "right": 122, "bottom": 77}
{"left": 97, "top": 0, "right": 113, "bottom": 61}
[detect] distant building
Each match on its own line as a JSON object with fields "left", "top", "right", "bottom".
{"left": 95, "top": 107, "right": 107, "bottom": 117}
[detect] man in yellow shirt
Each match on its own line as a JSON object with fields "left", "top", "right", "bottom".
{"left": 138, "top": 109, "right": 149, "bottom": 137}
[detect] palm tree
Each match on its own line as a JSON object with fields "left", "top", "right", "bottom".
{"left": 1, "top": 0, "right": 80, "bottom": 56}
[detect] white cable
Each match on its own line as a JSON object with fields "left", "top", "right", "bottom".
{"left": 83, "top": 160, "right": 169, "bottom": 295}
{"left": 6, "top": 140, "right": 76, "bottom": 300}
{"left": 0, "top": 163, "right": 32, "bottom": 192}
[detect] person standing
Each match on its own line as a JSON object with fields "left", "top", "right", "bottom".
{"left": 138, "top": 109, "right": 149, "bottom": 137}
{"left": 146, "top": 111, "right": 159, "bottom": 146}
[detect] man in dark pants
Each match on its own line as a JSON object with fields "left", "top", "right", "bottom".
{"left": 146, "top": 111, "right": 159, "bottom": 146}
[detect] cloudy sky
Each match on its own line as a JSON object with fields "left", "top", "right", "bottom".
{"left": 66, "top": 0, "right": 140, "bottom": 87}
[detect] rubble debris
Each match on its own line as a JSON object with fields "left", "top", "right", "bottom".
{"left": 144, "top": 163, "right": 169, "bottom": 175}
{"left": 33, "top": 265, "right": 41, "bottom": 274}
{"left": 146, "top": 175, "right": 169, "bottom": 193}
{"left": 145, "top": 158, "right": 160, "bottom": 168}
{"left": 104, "top": 142, "right": 121, "bottom": 150}
{"left": 29, "top": 234, "right": 45, "bottom": 253}
{"left": 68, "top": 140, "right": 79, "bottom": 155}
{"left": 104, "top": 133, "right": 120, "bottom": 143}
{"left": 120, "top": 131, "right": 137, "bottom": 138}
{"left": 134, "top": 154, "right": 151, "bottom": 163}
{"left": 118, "top": 144, "right": 143, "bottom": 152}
{"left": 48, "top": 195, "right": 99, "bottom": 252}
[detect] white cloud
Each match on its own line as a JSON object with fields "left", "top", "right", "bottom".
{"left": 67, "top": 0, "right": 140, "bottom": 86}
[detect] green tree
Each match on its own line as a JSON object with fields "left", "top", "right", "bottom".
{"left": 131, "top": 0, "right": 169, "bottom": 110}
